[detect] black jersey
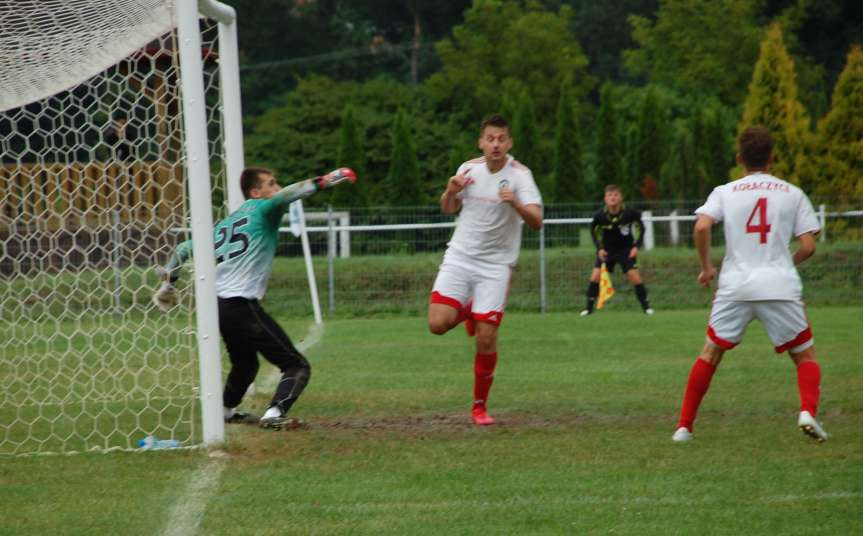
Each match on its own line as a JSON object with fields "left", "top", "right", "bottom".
{"left": 590, "top": 206, "right": 644, "bottom": 252}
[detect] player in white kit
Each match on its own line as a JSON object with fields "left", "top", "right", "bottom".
{"left": 428, "top": 114, "right": 543, "bottom": 425}
{"left": 672, "top": 126, "right": 827, "bottom": 442}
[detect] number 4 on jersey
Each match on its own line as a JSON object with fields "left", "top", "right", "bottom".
{"left": 746, "top": 197, "right": 771, "bottom": 244}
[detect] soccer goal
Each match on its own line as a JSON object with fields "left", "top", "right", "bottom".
{"left": 0, "top": 0, "right": 243, "bottom": 455}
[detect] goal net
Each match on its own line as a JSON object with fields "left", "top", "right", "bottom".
{"left": 0, "top": 0, "right": 238, "bottom": 455}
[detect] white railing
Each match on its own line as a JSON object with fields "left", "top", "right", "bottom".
{"left": 282, "top": 204, "right": 861, "bottom": 313}
{"left": 291, "top": 204, "right": 856, "bottom": 256}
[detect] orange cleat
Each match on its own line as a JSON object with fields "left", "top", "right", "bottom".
{"left": 471, "top": 405, "right": 495, "bottom": 426}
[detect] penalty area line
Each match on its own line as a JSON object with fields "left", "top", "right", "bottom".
{"left": 164, "top": 323, "right": 323, "bottom": 536}
{"left": 161, "top": 455, "right": 226, "bottom": 536}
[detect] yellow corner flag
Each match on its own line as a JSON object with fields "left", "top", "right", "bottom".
{"left": 596, "top": 262, "right": 615, "bottom": 309}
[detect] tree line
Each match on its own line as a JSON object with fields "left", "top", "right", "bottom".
{"left": 238, "top": 0, "right": 863, "bottom": 208}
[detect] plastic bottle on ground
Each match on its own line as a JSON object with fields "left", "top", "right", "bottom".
{"left": 137, "top": 435, "right": 181, "bottom": 450}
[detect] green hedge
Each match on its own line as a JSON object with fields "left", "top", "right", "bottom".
{"left": 263, "top": 243, "right": 863, "bottom": 318}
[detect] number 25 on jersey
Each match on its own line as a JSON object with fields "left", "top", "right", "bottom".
{"left": 746, "top": 197, "right": 771, "bottom": 244}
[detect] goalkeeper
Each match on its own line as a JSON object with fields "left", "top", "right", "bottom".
{"left": 153, "top": 166, "right": 356, "bottom": 429}
{"left": 581, "top": 184, "right": 653, "bottom": 316}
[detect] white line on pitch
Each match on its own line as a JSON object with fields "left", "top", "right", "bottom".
{"left": 161, "top": 456, "right": 226, "bottom": 536}
{"left": 164, "top": 322, "right": 323, "bottom": 536}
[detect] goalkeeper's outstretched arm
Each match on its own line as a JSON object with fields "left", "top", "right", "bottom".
{"left": 275, "top": 167, "right": 357, "bottom": 204}
{"left": 160, "top": 239, "right": 194, "bottom": 283}
{"left": 152, "top": 239, "right": 192, "bottom": 311}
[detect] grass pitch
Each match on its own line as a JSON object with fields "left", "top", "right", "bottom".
{"left": 1, "top": 307, "right": 861, "bottom": 535}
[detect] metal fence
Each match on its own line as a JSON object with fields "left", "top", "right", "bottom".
{"left": 264, "top": 202, "right": 863, "bottom": 317}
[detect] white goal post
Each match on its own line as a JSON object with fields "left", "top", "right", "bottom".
{"left": 0, "top": 0, "right": 243, "bottom": 454}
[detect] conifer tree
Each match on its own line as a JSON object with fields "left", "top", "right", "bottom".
{"left": 512, "top": 89, "right": 542, "bottom": 187}
{"left": 500, "top": 79, "right": 523, "bottom": 123}
{"left": 800, "top": 45, "right": 863, "bottom": 204}
{"left": 634, "top": 87, "right": 664, "bottom": 200}
{"left": 622, "top": 125, "right": 639, "bottom": 201}
{"left": 332, "top": 104, "right": 368, "bottom": 207}
{"left": 552, "top": 78, "right": 584, "bottom": 202}
{"left": 594, "top": 82, "right": 623, "bottom": 192}
{"left": 660, "top": 120, "right": 696, "bottom": 202}
{"left": 384, "top": 108, "right": 423, "bottom": 206}
{"left": 738, "top": 23, "right": 810, "bottom": 183}
{"left": 702, "top": 102, "right": 734, "bottom": 192}
{"left": 689, "top": 104, "right": 709, "bottom": 199}
{"left": 688, "top": 99, "right": 733, "bottom": 199}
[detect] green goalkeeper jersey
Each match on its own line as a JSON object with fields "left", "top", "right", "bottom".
{"left": 168, "top": 179, "right": 317, "bottom": 300}
{"left": 211, "top": 194, "right": 289, "bottom": 299}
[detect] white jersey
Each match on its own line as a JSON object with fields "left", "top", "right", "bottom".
{"left": 695, "top": 172, "right": 820, "bottom": 301}
{"left": 447, "top": 155, "right": 542, "bottom": 266}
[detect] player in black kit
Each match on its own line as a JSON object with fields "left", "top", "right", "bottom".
{"left": 581, "top": 184, "right": 653, "bottom": 316}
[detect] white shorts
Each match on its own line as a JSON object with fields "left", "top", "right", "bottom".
{"left": 430, "top": 249, "right": 512, "bottom": 326}
{"left": 707, "top": 299, "right": 814, "bottom": 354}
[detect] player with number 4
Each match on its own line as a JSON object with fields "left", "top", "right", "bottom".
{"left": 672, "top": 126, "right": 827, "bottom": 443}
{"left": 153, "top": 166, "right": 356, "bottom": 429}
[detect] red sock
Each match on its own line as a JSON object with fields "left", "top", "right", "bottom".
{"left": 796, "top": 360, "right": 821, "bottom": 415}
{"left": 677, "top": 359, "right": 716, "bottom": 431}
{"left": 473, "top": 352, "right": 498, "bottom": 407}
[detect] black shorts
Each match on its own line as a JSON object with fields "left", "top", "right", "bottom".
{"left": 594, "top": 250, "right": 638, "bottom": 273}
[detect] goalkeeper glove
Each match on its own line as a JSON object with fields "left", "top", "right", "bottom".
{"left": 152, "top": 280, "right": 178, "bottom": 312}
{"left": 315, "top": 167, "right": 357, "bottom": 190}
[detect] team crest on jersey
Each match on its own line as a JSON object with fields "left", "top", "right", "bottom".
{"left": 620, "top": 226, "right": 630, "bottom": 236}
{"left": 498, "top": 179, "right": 510, "bottom": 190}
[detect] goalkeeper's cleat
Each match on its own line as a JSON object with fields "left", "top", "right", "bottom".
{"left": 672, "top": 427, "right": 693, "bottom": 442}
{"left": 471, "top": 405, "right": 495, "bottom": 426}
{"left": 798, "top": 411, "right": 828, "bottom": 442}
{"left": 152, "top": 281, "right": 178, "bottom": 312}
{"left": 259, "top": 416, "right": 306, "bottom": 430}
{"left": 316, "top": 167, "right": 357, "bottom": 190}
{"left": 224, "top": 411, "right": 259, "bottom": 424}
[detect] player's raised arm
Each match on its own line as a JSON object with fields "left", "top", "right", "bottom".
{"left": 499, "top": 186, "right": 542, "bottom": 230}
{"left": 441, "top": 171, "right": 471, "bottom": 214}
{"left": 152, "top": 239, "right": 193, "bottom": 311}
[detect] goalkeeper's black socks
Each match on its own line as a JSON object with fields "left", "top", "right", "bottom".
{"left": 586, "top": 281, "right": 599, "bottom": 313}
{"left": 635, "top": 283, "right": 650, "bottom": 311}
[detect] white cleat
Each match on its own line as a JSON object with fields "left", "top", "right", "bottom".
{"left": 644, "top": 308, "right": 655, "bottom": 315}
{"left": 580, "top": 309, "right": 592, "bottom": 317}
{"left": 672, "top": 427, "right": 693, "bottom": 442}
{"left": 798, "top": 411, "right": 828, "bottom": 442}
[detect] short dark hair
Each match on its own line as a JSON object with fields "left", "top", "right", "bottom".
{"left": 604, "top": 184, "right": 622, "bottom": 194}
{"left": 480, "top": 113, "right": 510, "bottom": 135}
{"left": 240, "top": 167, "right": 274, "bottom": 199}
{"left": 738, "top": 126, "right": 773, "bottom": 169}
